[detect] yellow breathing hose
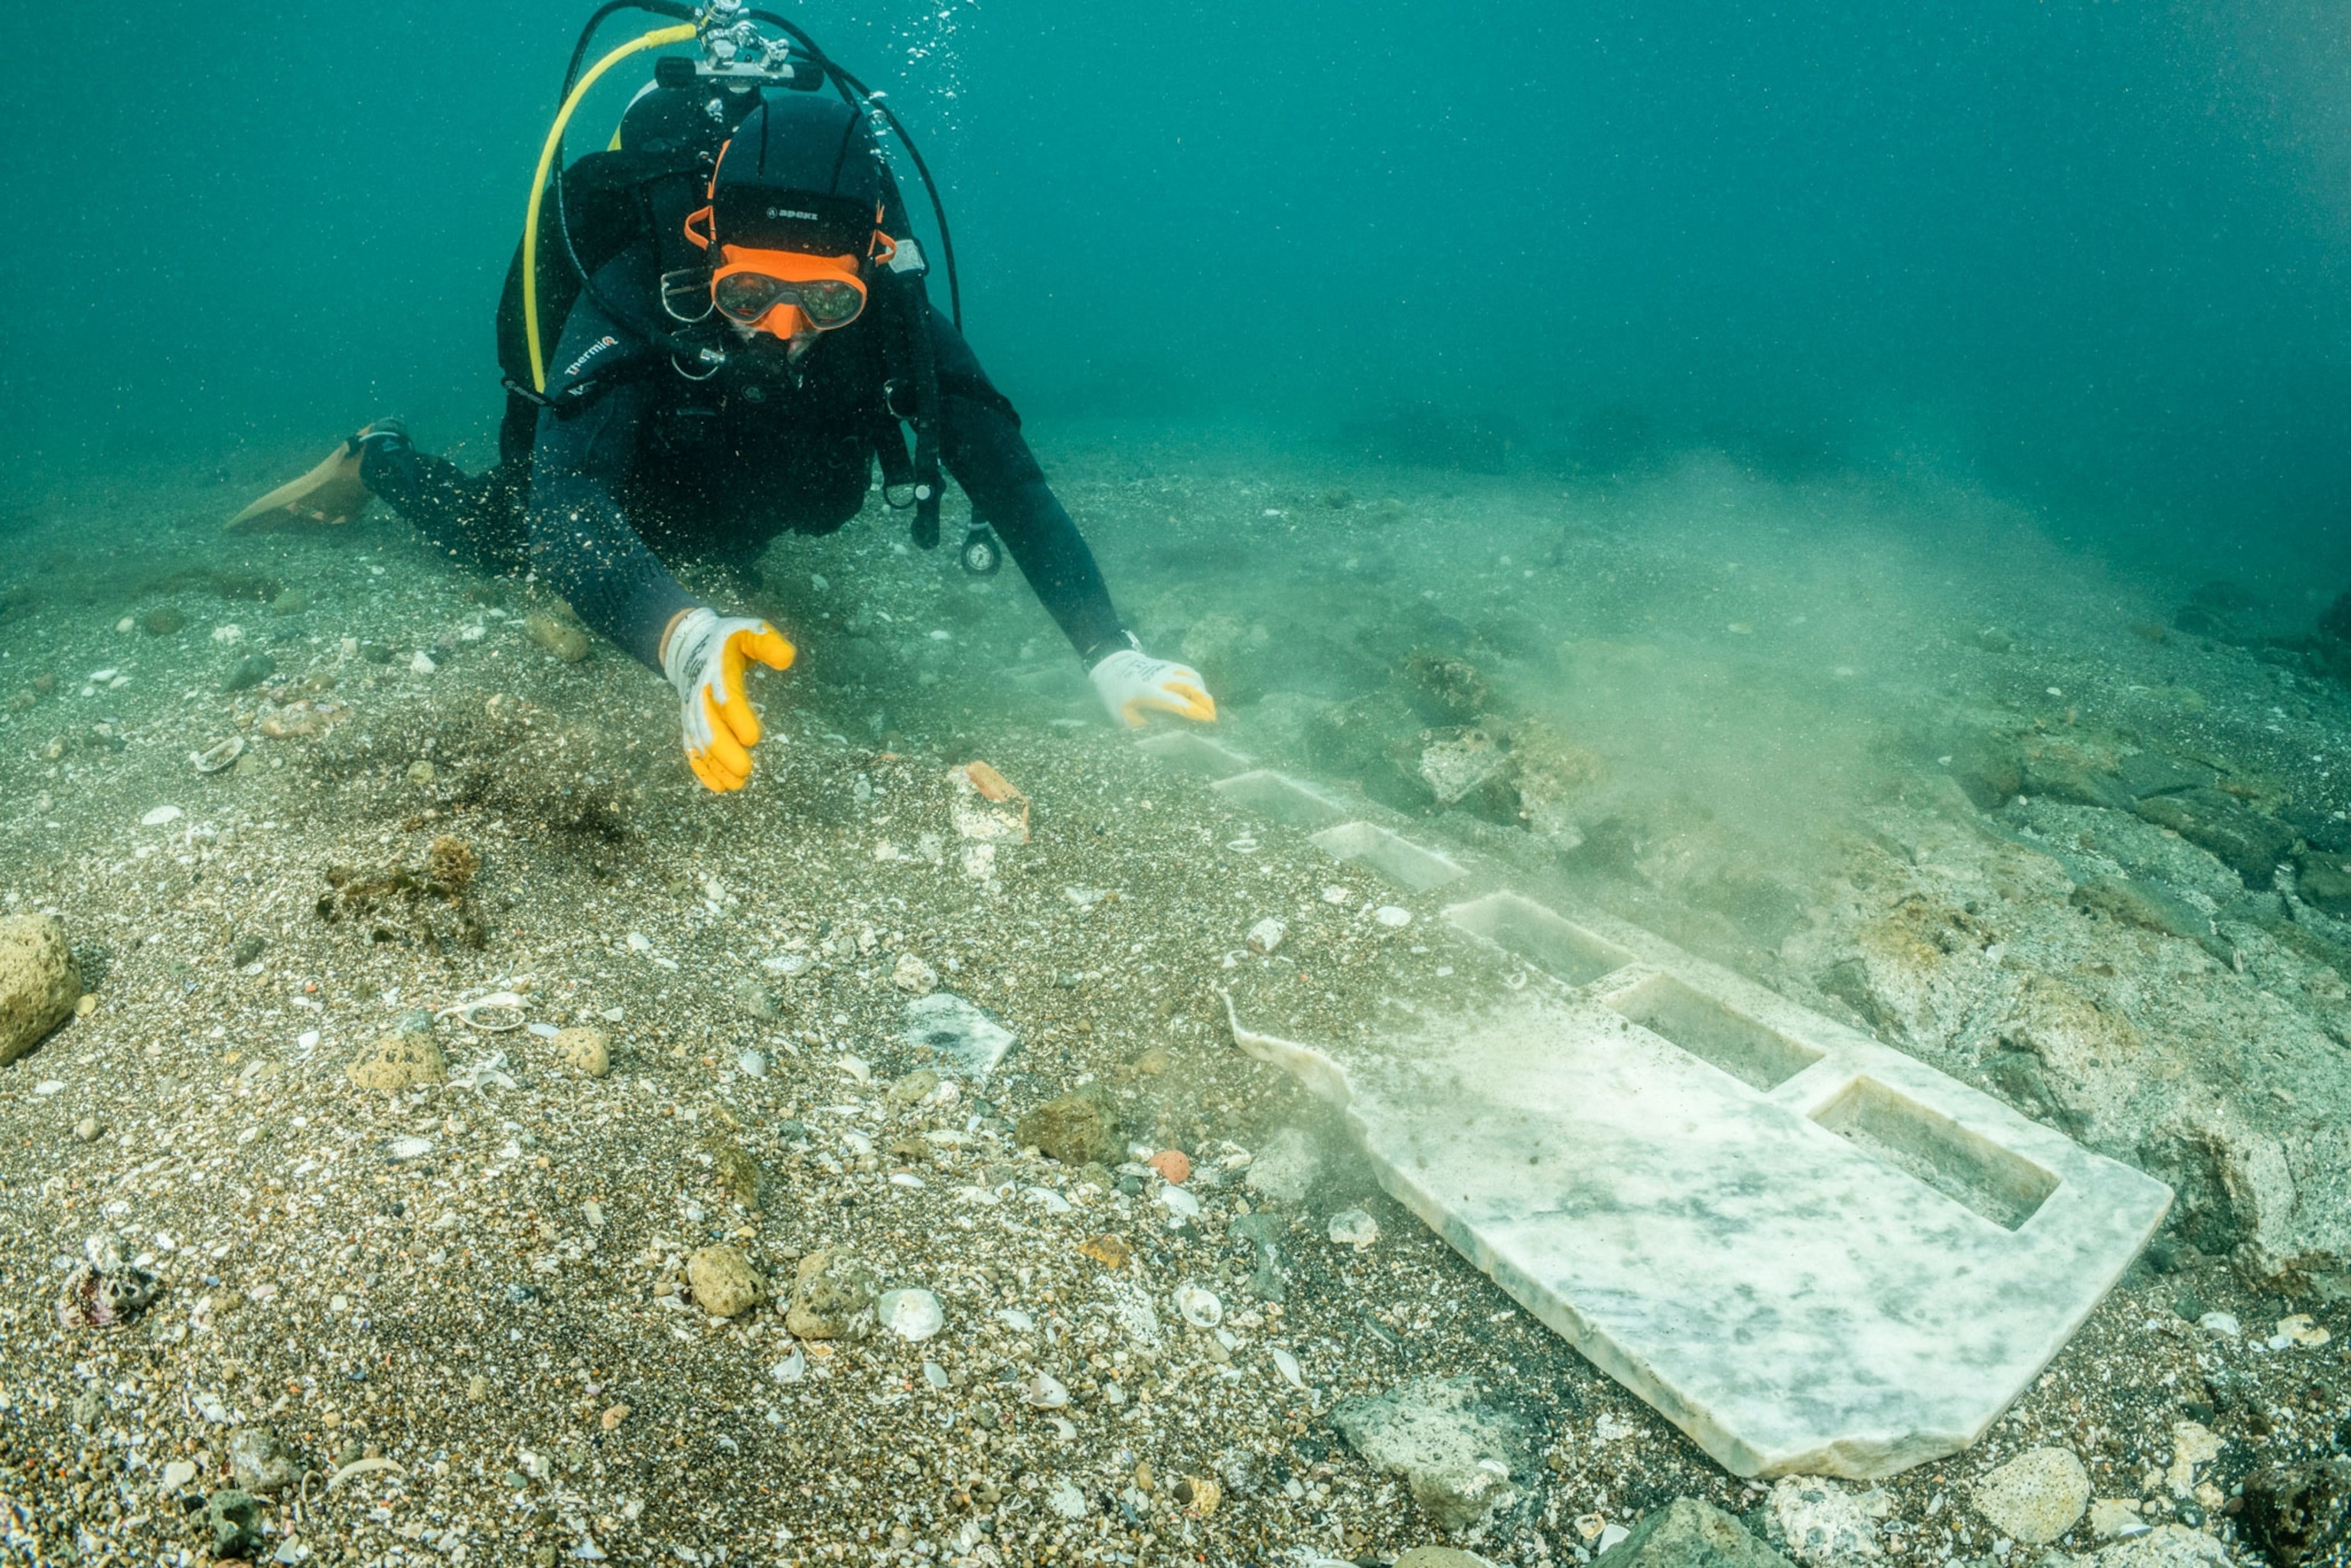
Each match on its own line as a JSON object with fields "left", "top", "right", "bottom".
{"left": 523, "top": 22, "right": 697, "bottom": 393}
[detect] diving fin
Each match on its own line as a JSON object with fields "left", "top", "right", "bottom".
{"left": 227, "top": 419, "right": 404, "bottom": 533}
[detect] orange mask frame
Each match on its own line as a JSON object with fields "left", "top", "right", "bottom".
{"left": 683, "top": 190, "right": 898, "bottom": 343}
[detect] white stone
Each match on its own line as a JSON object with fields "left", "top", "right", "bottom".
{"left": 1247, "top": 918, "right": 1287, "bottom": 954}
{"left": 2092, "top": 1525, "right": 2231, "bottom": 1568}
{"left": 1221, "top": 890, "right": 2173, "bottom": 1480}
{"left": 1974, "top": 1448, "right": 2090, "bottom": 1546}
{"left": 1045, "top": 1478, "right": 1088, "bottom": 1520}
{"left": 1376, "top": 905, "right": 1414, "bottom": 927}
{"left": 159, "top": 1459, "right": 199, "bottom": 1495}
{"left": 1329, "top": 1208, "right": 1380, "bottom": 1248}
{"left": 900, "top": 993, "right": 1016, "bottom": 1078}
{"left": 141, "top": 806, "right": 182, "bottom": 826}
{"left": 2196, "top": 1311, "right": 2239, "bottom": 1339}
{"left": 409, "top": 650, "right": 436, "bottom": 674}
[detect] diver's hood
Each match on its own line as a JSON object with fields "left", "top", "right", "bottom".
{"left": 711, "top": 96, "right": 887, "bottom": 258}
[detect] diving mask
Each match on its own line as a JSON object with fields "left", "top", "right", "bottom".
{"left": 711, "top": 247, "right": 869, "bottom": 337}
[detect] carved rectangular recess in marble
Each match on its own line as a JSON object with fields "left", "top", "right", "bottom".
{"left": 1812, "top": 1077, "right": 2057, "bottom": 1231}
{"left": 1209, "top": 770, "right": 1354, "bottom": 828}
{"left": 1228, "top": 895, "right": 2173, "bottom": 1482}
{"left": 1599, "top": 971, "right": 1823, "bottom": 1094}
{"left": 1445, "top": 892, "right": 1634, "bottom": 985}
{"left": 1136, "top": 730, "right": 1254, "bottom": 779}
{"left": 1310, "top": 821, "right": 1467, "bottom": 891}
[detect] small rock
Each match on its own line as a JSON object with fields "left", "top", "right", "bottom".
{"left": 73, "top": 1117, "right": 101, "bottom": 1142}
{"left": 1766, "top": 1477, "right": 1886, "bottom": 1566}
{"left": 2196, "top": 1311, "right": 2241, "bottom": 1340}
{"left": 1974, "top": 1448, "right": 2092, "bottom": 1547}
{"left": 1148, "top": 1149, "right": 1191, "bottom": 1183}
{"left": 525, "top": 611, "right": 591, "bottom": 663}
{"left": 204, "top": 1488, "right": 266, "bottom": 1559}
{"left": 409, "top": 650, "right": 437, "bottom": 675}
{"left": 224, "top": 651, "right": 276, "bottom": 691}
{"left": 1018, "top": 1089, "right": 1123, "bottom": 1166}
{"left": 786, "top": 1249, "right": 882, "bottom": 1340}
{"left": 1590, "top": 1498, "right": 1792, "bottom": 1568}
{"left": 1329, "top": 1207, "right": 1380, "bottom": 1248}
{"left": 142, "top": 607, "right": 185, "bottom": 636}
{"left": 700, "top": 1133, "right": 763, "bottom": 1208}
{"left": 0, "top": 914, "right": 83, "bottom": 1067}
{"left": 1078, "top": 1234, "right": 1132, "bottom": 1270}
{"left": 230, "top": 934, "right": 265, "bottom": 967}
{"left": 1132, "top": 1045, "right": 1170, "bottom": 1075}
{"left": 684, "top": 1244, "right": 765, "bottom": 1319}
{"left": 732, "top": 979, "right": 782, "bottom": 1022}
{"left": 886, "top": 1069, "right": 940, "bottom": 1106}
{"left": 1330, "top": 1375, "right": 1528, "bottom": 1533}
{"left": 892, "top": 953, "right": 939, "bottom": 996}
{"left": 1376, "top": 905, "right": 1414, "bottom": 927}
{"left": 227, "top": 1425, "right": 298, "bottom": 1495}
{"left": 344, "top": 1030, "right": 448, "bottom": 1091}
{"left": 879, "top": 1287, "right": 944, "bottom": 1341}
{"left": 1024, "top": 1372, "right": 1071, "bottom": 1408}
{"left": 269, "top": 588, "right": 308, "bottom": 617}
{"left": 1397, "top": 1551, "right": 1501, "bottom": 1568}
{"left": 160, "top": 1459, "right": 199, "bottom": 1495}
{"left": 1045, "top": 1477, "right": 1089, "bottom": 1520}
{"left": 1247, "top": 917, "right": 1287, "bottom": 954}
{"left": 406, "top": 760, "right": 436, "bottom": 785}
{"left": 2238, "top": 1457, "right": 2350, "bottom": 1567}
{"left": 549, "top": 1026, "right": 611, "bottom": 1077}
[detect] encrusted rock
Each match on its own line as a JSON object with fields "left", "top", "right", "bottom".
{"left": 892, "top": 952, "right": 939, "bottom": 996}
{"left": 786, "top": 1248, "right": 881, "bottom": 1340}
{"left": 0, "top": 914, "right": 82, "bottom": 1068}
{"left": 525, "top": 610, "right": 591, "bottom": 663}
{"left": 227, "top": 1425, "right": 299, "bottom": 1495}
{"left": 1766, "top": 1477, "right": 1886, "bottom": 1566}
{"left": 1018, "top": 1089, "right": 1122, "bottom": 1166}
{"left": 345, "top": 1030, "right": 448, "bottom": 1091}
{"left": 685, "top": 1244, "right": 765, "bottom": 1319}
{"left": 1329, "top": 1375, "right": 1527, "bottom": 1533}
{"left": 1973, "top": 1447, "right": 2091, "bottom": 1547}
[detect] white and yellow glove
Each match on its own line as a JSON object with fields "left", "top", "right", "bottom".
{"left": 660, "top": 608, "right": 796, "bottom": 793}
{"left": 1089, "top": 644, "right": 1216, "bottom": 728}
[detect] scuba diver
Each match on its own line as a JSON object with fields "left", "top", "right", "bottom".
{"left": 233, "top": 5, "right": 1215, "bottom": 793}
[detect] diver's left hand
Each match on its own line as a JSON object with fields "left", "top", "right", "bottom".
{"left": 660, "top": 608, "right": 797, "bottom": 792}
{"left": 1090, "top": 647, "right": 1216, "bottom": 728}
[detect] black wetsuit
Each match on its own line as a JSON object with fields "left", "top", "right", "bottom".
{"left": 365, "top": 241, "right": 1126, "bottom": 672}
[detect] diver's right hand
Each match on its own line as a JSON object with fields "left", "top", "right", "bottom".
{"left": 660, "top": 608, "right": 797, "bottom": 793}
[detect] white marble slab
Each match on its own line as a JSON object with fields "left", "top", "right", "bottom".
{"left": 1221, "top": 889, "right": 2172, "bottom": 1480}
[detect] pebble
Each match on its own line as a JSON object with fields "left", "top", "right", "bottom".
{"left": 73, "top": 1117, "right": 100, "bottom": 1142}
{"left": 385, "top": 1136, "right": 434, "bottom": 1163}
{"left": 2089, "top": 1498, "right": 2152, "bottom": 1540}
{"left": 406, "top": 760, "right": 436, "bottom": 785}
{"left": 736, "top": 1048, "right": 768, "bottom": 1078}
{"left": 1018, "top": 1090, "right": 1122, "bottom": 1166}
{"left": 879, "top": 1287, "right": 944, "bottom": 1341}
{"left": 2271, "top": 1312, "right": 2331, "bottom": 1348}
{"left": 886, "top": 1069, "right": 939, "bottom": 1106}
{"left": 1270, "top": 1346, "right": 1304, "bottom": 1388}
{"left": 1247, "top": 918, "right": 1287, "bottom": 954}
{"left": 1147, "top": 1149, "right": 1191, "bottom": 1184}
{"left": 1375, "top": 905, "right": 1414, "bottom": 927}
{"left": 1176, "top": 1284, "right": 1223, "bottom": 1328}
{"left": 786, "top": 1249, "right": 882, "bottom": 1340}
{"left": 141, "top": 805, "right": 183, "bottom": 826}
{"left": 159, "top": 1459, "right": 199, "bottom": 1495}
{"left": 685, "top": 1244, "right": 766, "bottom": 1319}
{"left": 1329, "top": 1207, "right": 1380, "bottom": 1248}
{"left": 1159, "top": 1184, "right": 1202, "bottom": 1220}
{"left": 1322, "top": 885, "right": 1352, "bottom": 905}
{"left": 0, "top": 915, "right": 82, "bottom": 1068}
{"left": 225, "top": 652, "right": 276, "bottom": 691}
{"left": 549, "top": 1026, "right": 611, "bottom": 1078}
{"left": 2196, "top": 1311, "right": 2241, "bottom": 1339}
{"left": 732, "top": 979, "right": 782, "bottom": 1022}
{"left": 409, "top": 650, "right": 436, "bottom": 675}
{"left": 227, "top": 1424, "right": 298, "bottom": 1495}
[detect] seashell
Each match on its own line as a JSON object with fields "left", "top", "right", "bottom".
{"left": 1174, "top": 1284, "right": 1222, "bottom": 1328}
{"left": 879, "top": 1287, "right": 944, "bottom": 1341}
{"left": 1023, "top": 1371, "right": 1070, "bottom": 1407}
{"left": 437, "top": 992, "right": 529, "bottom": 1032}
{"left": 737, "top": 1048, "right": 768, "bottom": 1078}
{"left": 384, "top": 1136, "right": 434, "bottom": 1163}
{"left": 192, "top": 736, "right": 245, "bottom": 774}
{"left": 1175, "top": 1475, "right": 1221, "bottom": 1516}
{"left": 57, "top": 1261, "right": 161, "bottom": 1330}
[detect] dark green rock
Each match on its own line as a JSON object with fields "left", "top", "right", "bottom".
{"left": 204, "top": 1489, "right": 266, "bottom": 1559}
{"left": 2298, "top": 854, "right": 2351, "bottom": 918}
{"left": 1594, "top": 1498, "right": 1795, "bottom": 1568}
{"left": 2117, "top": 750, "right": 2219, "bottom": 801}
{"left": 223, "top": 652, "right": 276, "bottom": 692}
{"left": 2070, "top": 876, "right": 2212, "bottom": 944}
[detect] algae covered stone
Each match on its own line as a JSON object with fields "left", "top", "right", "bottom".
{"left": 1019, "top": 1088, "right": 1122, "bottom": 1166}
{"left": 685, "top": 1244, "right": 765, "bottom": 1319}
{"left": 786, "top": 1248, "right": 881, "bottom": 1340}
{"left": 1593, "top": 1498, "right": 1794, "bottom": 1568}
{"left": 0, "top": 914, "right": 81, "bottom": 1067}
{"left": 345, "top": 1030, "right": 448, "bottom": 1090}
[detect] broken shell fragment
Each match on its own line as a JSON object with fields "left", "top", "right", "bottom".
{"left": 191, "top": 736, "right": 246, "bottom": 774}
{"left": 57, "top": 1261, "right": 161, "bottom": 1330}
{"left": 1022, "top": 1372, "right": 1071, "bottom": 1408}
{"left": 437, "top": 992, "right": 529, "bottom": 1032}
